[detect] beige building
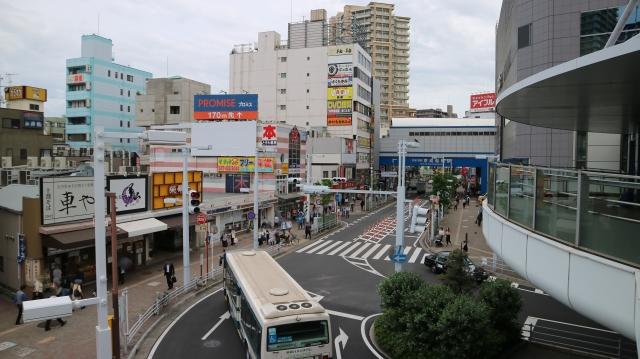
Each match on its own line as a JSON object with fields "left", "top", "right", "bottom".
{"left": 44, "top": 117, "right": 66, "bottom": 144}
{"left": 3, "top": 86, "right": 47, "bottom": 113}
{"left": 329, "top": 2, "right": 412, "bottom": 129}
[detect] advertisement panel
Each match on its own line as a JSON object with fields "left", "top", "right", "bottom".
{"left": 261, "top": 124, "right": 277, "bottom": 150}
{"left": 41, "top": 177, "right": 95, "bottom": 225}
{"left": 327, "top": 87, "right": 353, "bottom": 100}
{"left": 217, "top": 157, "right": 274, "bottom": 173}
{"left": 327, "top": 117, "right": 352, "bottom": 126}
{"left": 194, "top": 94, "right": 258, "bottom": 120}
{"left": 25, "top": 86, "right": 47, "bottom": 101}
{"left": 327, "top": 100, "right": 352, "bottom": 115}
{"left": 67, "top": 73, "right": 85, "bottom": 84}
{"left": 470, "top": 93, "right": 496, "bottom": 112}
{"left": 152, "top": 171, "right": 203, "bottom": 210}
{"left": 328, "top": 63, "right": 353, "bottom": 81}
{"left": 225, "top": 174, "right": 250, "bottom": 193}
{"left": 191, "top": 121, "right": 257, "bottom": 157}
{"left": 106, "top": 175, "right": 148, "bottom": 214}
{"left": 328, "top": 76, "right": 352, "bottom": 87}
{"left": 328, "top": 45, "right": 353, "bottom": 56}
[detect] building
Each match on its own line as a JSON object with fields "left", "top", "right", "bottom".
{"left": 4, "top": 86, "right": 47, "bottom": 112}
{"left": 44, "top": 117, "right": 66, "bottom": 144}
{"left": 229, "top": 28, "right": 374, "bottom": 182}
{"left": 379, "top": 117, "right": 496, "bottom": 194}
{"left": 329, "top": 2, "right": 412, "bottom": 130}
{"left": 0, "top": 108, "right": 54, "bottom": 166}
{"left": 65, "top": 34, "right": 152, "bottom": 152}
{"left": 417, "top": 105, "right": 457, "bottom": 118}
{"left": 288, "top": 9, "right": 329, "bottom": 49}
{"left": 484, "top": 0, "right": 640, "bottom": 350}
{"left": 135, "top": 77, "right": 211, "bottom": 128}
{"left": 495, "top": 1, "right": 633, "bottom": 170}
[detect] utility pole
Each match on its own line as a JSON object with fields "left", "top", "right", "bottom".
{"left": 253, "top": 146, "right": 259, "bottom": 249}
{"left": 107, "top": 193, "right": 121, "bottom": 359}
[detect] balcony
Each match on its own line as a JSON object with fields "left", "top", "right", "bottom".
{"left": 66, "top": 90, "right": 91, "bottom": 101}
{"left": 485, "top": 162, "right": 640, "bottom": 342}
{"left": 66, "top": 107, "right": 90, "bottom": 118}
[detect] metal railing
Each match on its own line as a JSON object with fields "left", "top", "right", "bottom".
{"left": 487, "top": 163, "right": 640, "bottom": 268}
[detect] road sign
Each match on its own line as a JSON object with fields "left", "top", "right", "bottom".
{"left": 389, "top": 245, "right": 407, "bottom": 263}
{"left": 381, "top": 171, "right": 398, "bottom": 178}
{"left": 196, "top": 223, "right": 208, "bottom": 233}
{"left": 247, "top": 211, "right": 255, "bottom": 220}
{"left": 196, "top": 213, "right": 207, "bottom": 225}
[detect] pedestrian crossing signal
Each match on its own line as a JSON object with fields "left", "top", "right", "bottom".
{"left": 189, "top": 189, "right": 201, "bottom": 214}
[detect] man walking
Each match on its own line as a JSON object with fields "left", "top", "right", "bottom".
{"left": 305, "top": 222, "right": 312, "bottom": 239}
{"left": 44, "top": 285, "right": 66, "bottom": 331}
{"left": 163, "top": 262, "right": 175, "bottom": 290}
{"left": 14, "top": 285, "right": 27, "bottom": 325}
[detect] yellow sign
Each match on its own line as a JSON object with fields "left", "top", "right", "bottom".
{"left": 4, "top": 86, "right": 47, "bottom": 101}
{"left": 327, "top": 87, "right": 352, "bottom": 100}
{"left": 280, "top": 163, "right": 289, "bottom": 175}
{"left": 152, "top": 171, "right": 203, "bottom": 210}
{"left": 217, "top": 157, "right": 274, "bottom": 173}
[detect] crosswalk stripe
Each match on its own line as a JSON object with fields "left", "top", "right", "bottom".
{"left": 316, "top": 241, "right": 343, "bottom": 255}
{"left": 403, "top": 247, "right": 412, "bottom": 255}
{"left": 408, "top": 248, "right": 422, "bottom": 263}
{"left": 348, "top": 242, "right": 371, "bottom": 258}
{"left": 304, "top": 240, "right": 334, "bottom": 254}
{"left": 328, "top": 241, "right": 352, "bottom": 256}
{"left": 339, "top": 242, "right": 362, "bottom": 257}
{"left": 296, "top": 240, "right": 326, "bottom": 253}
{"left": 373, "top": 244, "right": 391, "bottom": 260}
{"left": 361, "top": 244, "right": 381, "bottom": 259}
{"left": 421, "top": 254, "right": 427, "bottom": 265}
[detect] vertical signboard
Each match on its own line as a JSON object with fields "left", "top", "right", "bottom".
{"left": 261, "top": 124, "right": 277, "bottom": 151}
{"left": 41, "top": 177, "right": 96, "bottom": 225}
{"left": 327, "top": 62, "right": 353, "bottom": 126}
{"left": 106, "top": 175, "right": 149, "bottom": 214}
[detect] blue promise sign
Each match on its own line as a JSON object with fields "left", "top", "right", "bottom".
{"left": 194, "top": 94, "right": 258, "bottom": 120}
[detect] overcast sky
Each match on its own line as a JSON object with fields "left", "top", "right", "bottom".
{"left": 0, "top": 0, "right": 500, "bottom": 118}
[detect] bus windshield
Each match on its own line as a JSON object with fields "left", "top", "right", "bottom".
{"left": 267, "top": 320, "right": 329, "bottom": 351}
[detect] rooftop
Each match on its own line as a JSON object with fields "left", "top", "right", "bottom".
{"left": 0, "top": 184, "right": 38, "bottom": 212}
{"left": 391, "top": 117, "right": 495, "bottom": 128}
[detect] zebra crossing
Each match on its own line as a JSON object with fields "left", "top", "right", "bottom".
{"left": 296, "top": 239, "right": 427, "bottom": 264}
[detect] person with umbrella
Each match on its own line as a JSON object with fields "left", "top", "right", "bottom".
{"left": 118, "top": 256, "right": 133, "bottom": 285}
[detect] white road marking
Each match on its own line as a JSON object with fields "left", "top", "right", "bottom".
{"left": 327, "top": 310, "right": 365, "bottom": 321}
{"left": 328, "top": 242, "right": 352, "bottom": 256}
{"left": 316, "top": 241, "right": 344, "bottom": 255}
{"left": 413, "top": 236, "right": 421, "bottom": 247}
{"left": 408, "top": 248, "right": 422, "bottom": 263}
{"left": 360, "top": 244, "right": 381, "bottom": 259}
{"left": 304, "top": 240, "right": 335, "bottom": 254}
{"left": 348, "top": 242, "right": 371, "bottom": 258}
{"left": 373, "top": 244, "right": 391, "bottom": 260}
{"left": 339, "top": 242, "right": 362, "bottom": 257}
{"left": 521, "top": 316, "right": 538, "bottom": 341}
{"left": 361, "top": 314, "right": 385, "bottom": 359}
{"left": 402, "top": 247, "right": 411, "bottom": 255}
{"left": 296, "top": 240, "right": 326, "bottom": 253}
{"left": 335, "top": 327, "right": 349, "bottom": 359}
{"left": 201, "top": 311, "right": 231, "bottom": 341}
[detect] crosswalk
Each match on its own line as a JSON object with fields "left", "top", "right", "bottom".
{"left": 296, "top": 239, "right": 427, "bottom": 264}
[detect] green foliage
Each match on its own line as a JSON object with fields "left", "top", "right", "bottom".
{"left": 441, "top": 249, "right": 474, "bottom": 294}
{"left": 479, "top": 279, "right": 523, "bottom": 345}
{"left": 431, "top": 173, "right": 457, "bottom": 208}
{"left": 378, "top": 271, "right": 424, "bottom": 309}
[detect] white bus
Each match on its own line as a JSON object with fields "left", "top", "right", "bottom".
{"left": 223, "top": 250, "right": 333, "bottom": 359}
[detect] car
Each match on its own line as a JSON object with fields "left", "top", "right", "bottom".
{"left": 423, "top": 251, "right": 489, "bottom": 282}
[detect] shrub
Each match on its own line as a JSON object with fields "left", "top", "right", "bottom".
{"left": 441, "top": 249, "right": 474, "bottom": 294}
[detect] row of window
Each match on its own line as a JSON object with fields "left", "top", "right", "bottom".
{"left": 409, "top": 131, "right": 496, "bottom": 137}
{"left": 4, "top": 149, "right": 51, "bottom": 160}
{"left": 279, "top": 56, "right": 312, "bottom": 62}
{"left": 354, "top": 101, "right": 372, "bottom": 117}
{"left": 2, "top": 118, "right": 43, "bottom": 129}
{"left": 354, "top": 67, "right": 371, "bottom": 86}
{"left": 358, "top": 52, "right": 372, "bottom": 71}
{"left": 120, "top": 89, "right": 131, "bottom": 97}
{"left": 357, "top": 85, "right": 371, "bottom": 101}
{"left": 107, "top": 69, "right": 135, "bottom": 82}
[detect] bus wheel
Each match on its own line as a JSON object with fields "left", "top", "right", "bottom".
{"left": 244, "top": 341, "right": 250, "bottom": 359}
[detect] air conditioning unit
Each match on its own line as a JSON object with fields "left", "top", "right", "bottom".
{"left": 26, "top": 157, "right": 39, "bottom": 168}
{"left": 1, "top": 157, "right": 11, "bottom": 168}
{"left": 86, "top": 82, "right": 92, "bottom": 91}
{"left": 85, "top": 99, "right": 91, "bottom": 108}
{"left": 40, "top": 157, "right": 52, "bottom": 168}
{"left": 85, "top": 65, "right": 92, "bottom": 73}
{"left": 53, "top": 157, "right": 67, "bottom": 169}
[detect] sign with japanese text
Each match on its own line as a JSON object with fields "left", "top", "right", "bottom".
{"left": 107, "top": 175, "right": 148, "bottom": 214}
{"left": 194, "top": 94, "right": 258, "bottom": 120}
{"left": 327, "top": 100, "right": 352, "bottom": 115}
{"left": 67, "top": 73, "right": 85, "bottom": 84}
{"left": 328, "top": 45, "right": 353, "bottom": 56}
{"left": 327, "top": 117, "right": 352, "bottom": 126}
{"left": 152, "top": 171, "right": 203, "bottom": 210}
{"left": 3, "top": 86, "right": 44, "bottom": 101}
{"left": 217, "top": 157, "right": 274, "bottom": 173}
{"left": 261, "top": 124, "right": 277, "bottom": 149}
{"left": 41, "top": 177, "right": 95, "bottom": 225}
{"left": 327, "top": 87, "right": 353, "bottom": 100}
{"left": 470, "top": 93, "right": 496, "bottom": 112}
{"left": 327, "top": 63, "right": 353, "bottom": 86}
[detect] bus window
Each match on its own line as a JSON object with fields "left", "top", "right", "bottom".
{"left": 267, "top": 320, "right": 329, "bottom": 351}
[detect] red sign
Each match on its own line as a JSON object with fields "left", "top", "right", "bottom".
{"left": 194, "top": 111, "right": 258, "bottom": 120}
{"left": 328, "top": 117, "right": 352, "bottom": 126}
{"left": 196, "top": 213, "right": 207, "bottom": 225}
{"left": 470, "top": 93, "right": 496, "bottom": 112}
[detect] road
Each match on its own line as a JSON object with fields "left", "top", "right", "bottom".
{"left": 148, "top": 201, "right": 609, "bottom": 358}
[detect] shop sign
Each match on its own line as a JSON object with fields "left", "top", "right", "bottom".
{"left": 327, "top": 87, "right": 353, "bottom": 101}
{"left": 327, "top": 117, "right": 352, "bottom": 126}
{"left": 217, "top": 157, "right": 274, "bottom": 173}
{"left": 470, "top": 92, "right": 496, "bottom": 112}
{"left": 24, "top": 258, "right": 42, "bottom": 285}
{"left": 327, "top": 100, "right": 352, "bottom": 115}
{"left": 41, "top": 176, "right": 95, "bottom": 225}
{"left": 261, "top": 124, "right": 278, "bottom": 149}
{"left": 407, "top": 157, "right": 453, "bottom": 167}
{"left": 328, "top": 63, "right": 353, "bottom": 80}
{"left": 152, "top": 171, "right": 203, "bottom": 210}
{"left": 280, "top": 163, "right": 289, "bottom": 175}
{"left": 107, "top": 175, "right": 148, "bottom": 214}
{"left": 207, "top": 206, "right": 232, "bottom": 215}
{"left": 196, "top": 223, "right": 208, "bottom": 233}
{"left": 328, "top": 45, "right": 353, "bottom": 56}
{"left": 17, "top": 234, "right": 25, "bottom": 263}
{"left": 194, "top": 94, "right": 258, "bottom": 120}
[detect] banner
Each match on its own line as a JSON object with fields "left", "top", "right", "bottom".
{"left": 327, "top": 87, "right": 353, "bottom": 100}
{"left": 41, "top": 177, "right": 95, "bottom": 225}
{"left": 328, "top": 117, "right": 352, "bottom": 126}
{"left": 470, "top": 93, "right": 496, "bottom": 112}
{"left": 217, "top": 157, "right": 274, "bottom": 173}
{"left": 327, "top": 100, "right": 352, "bottom": 115}
{"left": 107, "top": 175, "right": 148, "bottom": 214}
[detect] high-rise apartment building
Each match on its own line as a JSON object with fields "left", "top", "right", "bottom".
{"left": 65, "top": 34, "right": 152, "bottom": 152}
{"left": 329, "top": 2, "right": 411, "bottom": 130}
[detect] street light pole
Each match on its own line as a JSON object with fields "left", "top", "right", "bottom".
{"left": 93, "top": 127, "right": 112, "bottom": 359}
{"left": 182, "top": 148, "right": 190, "bottom": 286}
{"left": 253, "top": 146, "right": 259, "bottom": 249}
{"left": 395, "top": 141, "right": 406, "bottom": 273}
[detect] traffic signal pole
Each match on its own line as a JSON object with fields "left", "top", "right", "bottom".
{"left": 182, "top": 147, "right": 190, "bottom": 285}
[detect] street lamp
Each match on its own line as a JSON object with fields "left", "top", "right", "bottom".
{"left": 395, "top": 139, "right": 420, "bottom": 273}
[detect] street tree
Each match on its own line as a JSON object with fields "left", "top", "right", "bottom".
{"left": 431, "top": 173, "right": 457, "bottom": 208}
{"left": 479, "top": 279, "right": 523, "bottom": 346}
{"left": 441, "top": 249, "right": 474, "bottom": 293}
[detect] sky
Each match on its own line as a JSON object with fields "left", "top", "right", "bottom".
{"left": 0, "top": 0, "right": 501, "bottom": 118}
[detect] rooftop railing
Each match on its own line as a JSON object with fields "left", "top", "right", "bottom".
{"left": 487, "top": 162, "right": 640, "bottom": 267}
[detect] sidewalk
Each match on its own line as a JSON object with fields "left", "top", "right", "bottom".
{"left": 0, "top": 224, "right": 317, "bottom": 359}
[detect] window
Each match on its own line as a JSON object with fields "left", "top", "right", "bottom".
{"left": 29, "top": 104, "right": 40, "bottom": 111}
{"left": 331, "top": 170, "right": 337, "bottom": 177}
{"left": 170, "top": 106, "right": 180, "bottom": 114}
{"left": 127, "top": 121, "right": 130, "bottom": 128}
{"left": 120, "top": 138, "right": 123, "bottom": 143}
{"left": 323, "top": 171, "right": 329, "bottom": 178}
{"left": 280, "top": 56, "right": 287, "bottom": 62}
{"left": 2, "top": 118, "right": 20, "bottom": 129}
{"left": 152, "top": 108, "right": 155, "bottom": 112}
{"left": 127, "top": 139, "right": 130, "bottom": 143}
{"left": 306, "top": 89, "right": 309, "bottom": 93}
{"left": 120, "top": 89, "right": 124, "bottom": 95}
{"left": 120, "top": 104, "right": 124, "bottom": 111}
{"left": 20, "top": 149, "right": 27, "bottom": 160}
{"left": 280, "top": 89, "right": 287, "bottom": 94}
{"left": 120, "top": 73, "right": 123, "bottom": 80}
{"left": 140, "top": 108, "right": 143, "bottom": 113}
{"left": 120, "top": 120, "right": 123, "bottom": 127}
{"left": 127, "top": 74, "right": 134, "bottom": 82}
{"left": 306, "top": 73, "right": 310, "bottom": 77}
{"left": 128, "top": 90, "right": 130, "bottom": 97}
{"left": 280, "top": 73, "right": 287, "bottom": 78}
{"left": 517, "top": 23, "right": 532, "bottom": 49}
{"left": 279, "top": 105, "right": 287, "bottom": 110}
{"left": 67, "top": 133, "right": 87, "bottom": 141}
{"left": 115, "top": 71, "right": 118, "bottom": 78}
{"left": 307, "top": 56, "right": 310, "bottom": 60}
{"left": 108, "top": 70, "right": 111, "bottom": 77}
{"left": 242, "top": 295, "right": 262, "bottom": 354}
{"left": 266, "top": 321, "right": 328, "bottom": 352}
{"left": 127, "top": 106, "right": 130, "bottom": 113}
{"left": 306, "top": 105, "right": 309, "bottom": 109}
{"left": 358, "top": 85, "right": 371, "bottom": 100}
{"left": 580, "top": 6, "right": 640, "bottom": 55}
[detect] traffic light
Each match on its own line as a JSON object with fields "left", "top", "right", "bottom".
{"left": 299, "top": 184, "right": 330, "bottom": 194}
{"left": 189, "top": 189, "right": 201, "bottom": 214}
{"left": 410, "top": 205, "right": 429, "bottom": 233}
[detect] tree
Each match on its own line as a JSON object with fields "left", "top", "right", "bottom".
{"left": 378, "top": 271, "right": 424, "bottom": 309}
{"left": 431, "top": 173, "right": 457, "bottom": 209}
{"left": 441, "top": 249, "right": 474, "bottom": 294}
{"left": 479, "top": 279, "right": 523, "bottom": 346}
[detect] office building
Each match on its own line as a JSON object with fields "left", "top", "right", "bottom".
{"left": 44, "top": 117, "right": 66, "bottom": 144}
{"left": 3, "top": 86, "right": 47, "bottom": 112}
{"left": 65, "top": 34, "right": 152, "bottom": 153}
{"left": 329, "top": 2, "right": 411, "bottom": 130}
{"left": 417, "top": 105, "right": 457, "bottom": 118}
{"left": 0, "top": 108, "right": 53, "bottom": 166}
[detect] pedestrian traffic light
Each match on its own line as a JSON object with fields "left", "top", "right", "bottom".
{"left": 189, "top": 189, "right": 201, "bottom": 214}
{"left": 410, "top": 205, "right": 429, "bottom": 233}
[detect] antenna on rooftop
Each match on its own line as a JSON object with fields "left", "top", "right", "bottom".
{"left": 97, "top": 12, "right": 100, "bottom": 35}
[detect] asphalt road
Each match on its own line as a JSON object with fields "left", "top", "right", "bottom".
{"left": 149, "top": 202, "right": 617, "bottom": 359}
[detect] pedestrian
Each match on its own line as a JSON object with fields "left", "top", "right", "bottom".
{"left": 44, "top": 285, "right": 66, "bottom": 331}
{"left": 266, "top": 230, "right": 272, "bottom": 245}
{"left": 163, "top": 262, "right": 175, "bottom": 290}
{"left": 454, "top": 199, "right": 459, "bottom": 211}
{"left": 118, "top": 265, "right": 126, "bottom": 285}
{"left": 230, "top": 229, "right": 236, "bottom": 246}
{"left": 305, "top": 222, "right": 312, "bottom": 239}
{"left": 350, "top": 202, "right": 355, "bottom": 212}
{"left": 445, "top": 227, "right": 452, "bottom": 246}
{"left": 361, "top": 199, "right": 365, "bottom": 211}
{"left": 14, "top": 285, "right": 28, "bottom": 325}
{"left": 463, "top": 239, "right": 469, "bottom": 253}
{"left": 33, "top": 278, "right": 44, "bottom": 300}
{"left": 219, "top": 249, "right": 226, "bottom": 266}
{"left": 52, "top": 265, "right": 62, "bottom": 286}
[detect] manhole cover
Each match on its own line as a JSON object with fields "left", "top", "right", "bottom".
{"left": 203, "top": 339, "right": 222, "bottom": 348}
{"left": 0, "top": 342, "right": 16, "bottom": 351}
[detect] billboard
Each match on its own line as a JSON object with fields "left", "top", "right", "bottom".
{"left": 152, "top": 171, "right": 203, "bottom": 210}
{"left": 327, "top": 100, "right": 352, "bottom": 115}
{"left": 225, "top": 174, "right": 250, "bottom": 193}
{"left": 41, "top": 177, "right": 95, "bottom": 225}
{"left": 261, "top": 124, "right": 277, "bottom": 150}
{"left": 107, "top": 175, "right": 148, "bottom": 214}
{"left": 327, "top": 87, "right": 353, "bottom": 100}
{"left": 328, "top": 45, "right": 353, "bottom": 56}
{"left": 327, "top": 63, "right": 353, "bottom": 88}
{"left": 217, "top": 157, "right": 274, "bottom": 173}
{"left": 191, "top": 121, "right": 257, "bottom": 157}
{"left": 194, "top": 94, "right": 258, "bottom": 120}
{"left": 328, "top": 117, "right": 352, "bottom": 126}
{"left": 4, "top": 86, "right": 48, "bottom": 101}
{"left": 470, "top": 93, "right": 496, "bottom": 112}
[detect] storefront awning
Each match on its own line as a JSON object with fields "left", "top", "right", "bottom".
{"left": 43, "top": 227, "right": 127, "bottom": 250}
{"left": 117, "top": 218, "right": 168, "bottom": 237}
{"left": 160, "top": 214, "right": 195, "bottom": 229}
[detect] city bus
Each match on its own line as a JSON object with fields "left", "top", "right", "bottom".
{"left": 222, "top": 250, "right": 333, "bottom": 359}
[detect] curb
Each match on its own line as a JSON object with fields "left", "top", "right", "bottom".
{"left": 369, "top": 317, "right": 392, "bottom": 359}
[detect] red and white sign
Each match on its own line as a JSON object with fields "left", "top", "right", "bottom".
{"left": 196, "top": 213, "right": 207, "bottom": 225}
{"left": 261, "top": 124, "right": 277, "bottom": 149}
{"left": 470, "top": 93, "right": 496, "bottom": 112}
